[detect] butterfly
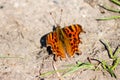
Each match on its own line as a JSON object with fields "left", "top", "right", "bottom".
{"left": 46, "top": 24, "right": 85, "bottom": 60}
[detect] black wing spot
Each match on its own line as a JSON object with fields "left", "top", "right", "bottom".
{"left": 74, "top": 38, "right": 77, "bottom": 41}
{"left": 71, "top": 43, "right": 73, "bottom": 45}
{"left": 54, "top": 38, "right": 57, "bottom": 42}
{"left": 52, "top": 41, "right": 55, "bottom": 44}
{"left": 63, "top": 28, "right": 69, "bottom": 33}
{"left": 69, "top": 26, "right": 74, "bottom": 32}
{"left": 54, "top": 45, "right": 56, "bottom": 49}
{"left": 70, "top": 39, "right": 72, "bottom": 42}
{"left": 73, "top": 34, "right": 75, "bottom": 37}
{"left": 69, "top": 33, "right": 72, "bottom": 37}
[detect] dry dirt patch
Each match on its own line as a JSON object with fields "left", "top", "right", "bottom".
{"left": 0, "top": 0, "right": 120, "bottom": 80}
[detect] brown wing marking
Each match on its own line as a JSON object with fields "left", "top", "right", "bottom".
{"left": 62, "top": 24, "right": 84, "bottom": 57}
{"left": 46, "top": 31, "right": 66, "bottom": 59}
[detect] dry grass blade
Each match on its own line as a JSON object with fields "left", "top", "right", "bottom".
{"left": 52, "top": 61, "right": 64, "bottom": 80}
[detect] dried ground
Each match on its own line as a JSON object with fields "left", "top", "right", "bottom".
{"left": 0, "top": 0, "right": 120, "bottom": 80}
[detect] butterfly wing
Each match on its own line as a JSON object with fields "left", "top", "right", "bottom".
{"left": 46, "top": 31, "right": 66, "bottom": 60}
{"left": 62, "top": 24, "right": 84, "bottom": 57}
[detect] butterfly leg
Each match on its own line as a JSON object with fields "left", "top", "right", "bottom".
{"left": 54, "top": 53, "right": 66, "bottom": 61}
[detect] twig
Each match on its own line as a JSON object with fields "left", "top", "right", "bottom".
{"left": 52, "top": 61, "right": 64, "bottom": 80}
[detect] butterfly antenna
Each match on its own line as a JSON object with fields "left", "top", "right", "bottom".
{"left": 49, "top": 12, "right": 58, "bottom": 27}
{"left": 59, "top": 9, "right": 63, "bottom": 25}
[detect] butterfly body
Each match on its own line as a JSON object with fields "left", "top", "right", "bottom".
{"left": 46, "top": 24, "right": 85, "bottom": 60}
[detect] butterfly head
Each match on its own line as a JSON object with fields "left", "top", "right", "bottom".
{"left": 53, "top": 24, "right": 61, "bottom": 31}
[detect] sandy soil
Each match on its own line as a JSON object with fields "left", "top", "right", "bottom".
{"left": 0, "top": 0, "right": 120, "bottom": 80}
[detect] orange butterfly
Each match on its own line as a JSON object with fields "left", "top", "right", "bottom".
{"left": 46, "top": 24, "right": 85, "bottom": 60}
{"left": 46, "top": 10, "right": 85, "bottom": 60}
